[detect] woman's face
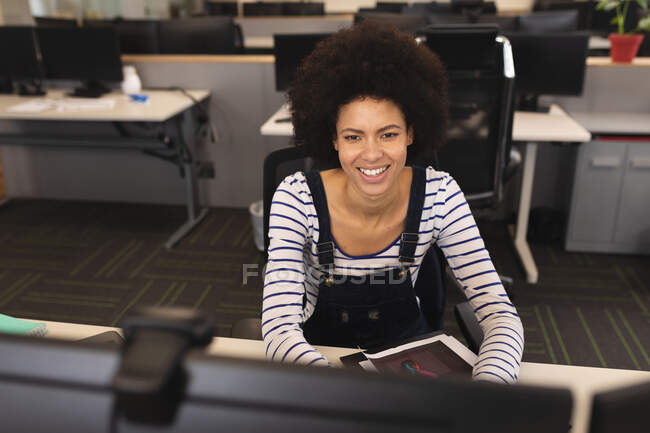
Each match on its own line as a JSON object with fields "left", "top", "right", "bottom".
{"left": 333, "top": 97, "right": 413, "bottom": 199}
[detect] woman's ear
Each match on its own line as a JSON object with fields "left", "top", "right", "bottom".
{"left": 407, "top": 126, "right": 414, "bottom": 146}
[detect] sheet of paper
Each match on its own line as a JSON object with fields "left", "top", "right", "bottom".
{"left": 5, "top": 99, "right": 54, "bottom": 113}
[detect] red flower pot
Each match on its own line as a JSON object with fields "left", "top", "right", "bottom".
{"left": 609, "top": 33, "right": 645, "bottom": 63}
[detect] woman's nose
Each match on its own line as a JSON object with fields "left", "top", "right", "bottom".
{"left": 362, "top": 138, "right": 383, "bottom": 160}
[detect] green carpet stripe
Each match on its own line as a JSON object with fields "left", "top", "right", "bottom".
{"left": 209, "top": 215, "right": 234, "bottom": 245}
{"left": 615, "top": 266, "right": 648, "bottom": 314}
{"left": 190, "top": 213, "right": 216, "bottom": 244}
{"left": 104, "top": 241, "right": 143, "bottom": 278}
{"left": 576, "top": 307, "right": 607, "bottom": 368}
{"left": 534, "top": 305, "right": 557, "bottom": 364}
{"left": 626, "top": 266, "right": 648, "bottom": 294}
{"left": 629, "top": 290, "right": 648, "bottom": 315}
{"left": 167, "top": 282, "right": 187, "bottom": 306}
{"left": 142, "top": 273, "right": 235, "bottom": 284}
{"left": 95, "top": 240, "right": 137, "bottom": 278}
{"left": 605, "top": 309, "right": 640, "bottom": 370}
{"left": 156, "top": 282, "right": 177, "bottom": 306}
{"left": 0, "top": 273, "right": 32, "bottom": 303}
{"left": 3, "top": 310, "right": 103, "bottom": 323}
{"left": 21, "top": 297, "right": 116, "bottom": 308}
{"left": 69, "top": 240, "right": 113, "bottom": 276}
{"left": 44, "top": 278, "right": 131, "bottom": 290}
{"left": 532, "top": 293, "right": 630, "bottom": 302}
{"left": 546, "top": 305, "right": 571, "bottom": 365}
{"left": 232, "top": 222, "right": 251, "bottom": 247}
{"left": 240, "top": 230, "right": 253, "bottom": 248}
{"left": 0, "top": 273, "right": 42, "bottom": 307}
{"left": 193, "top": 284, "right": 212, "bottom": 309}
{"left": 617, "top": 309, "right": 650, "bottom": 366}
{"left": 110, "top": 280, "right": 154, "bottom": 326}
{"left": 129, "top": 246, "right": 161, "bottom": 279}
{"left": 28, "top": 291, "right": 120, "bottom": 303}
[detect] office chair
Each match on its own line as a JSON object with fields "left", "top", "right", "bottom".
{"left": 231, "top": 146, "right": 484, "bottom": 354}
{"left": 158, "top": 16, "right": 242, "bottom": 54}
{"left": 417, "top": 24, "right": 517, "bottom": 296}
{"left": 353, "top": 12, "right": 429, "bottom": 34}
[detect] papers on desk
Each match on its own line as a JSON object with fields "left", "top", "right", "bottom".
{"left": 6, "top": 98, "right": 116, "bottom": 113}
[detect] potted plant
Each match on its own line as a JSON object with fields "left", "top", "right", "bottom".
{"left": 596, "top": 0, "right": 650, "bottom": 62}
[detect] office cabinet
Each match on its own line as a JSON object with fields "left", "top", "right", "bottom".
{"left": 566, "top": 138, "right": 650, "bottom": 254}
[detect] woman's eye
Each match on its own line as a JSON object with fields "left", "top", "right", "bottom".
{"left": 344, "top": 135, "right": 361, "bottom": 141}
{"left": 381, "top": 132, "right": 398, "bottom": 139}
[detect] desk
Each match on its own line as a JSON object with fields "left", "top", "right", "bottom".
{"left": 0, "top": 89, "right": 211, "bottom": 248}
{"left": 40, "top": 319, "right": 650, "bottom": 433}
{"left": 260, "top": 104, "right": 592, "bottom": 284}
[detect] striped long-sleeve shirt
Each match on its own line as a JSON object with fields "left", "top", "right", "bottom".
{"left": 262, "top": 167, "right": 524, "bottom": 383}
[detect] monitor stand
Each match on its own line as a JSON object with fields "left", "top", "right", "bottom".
{"left": 70, "top": 80, "right": 111, "bottom": 98}
{"left": 516, "top": 93, "right": 550, "bottom": 113}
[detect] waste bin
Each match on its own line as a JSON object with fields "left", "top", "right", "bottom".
{"left": 249, "top": 200, "right": 264, "bottom": 252}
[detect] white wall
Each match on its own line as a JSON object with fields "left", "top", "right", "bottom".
{"left": 1, "top": 0, "right": 34, "bottom": 24}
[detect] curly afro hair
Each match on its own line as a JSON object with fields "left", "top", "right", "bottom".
{"left": 287, "top": 21, "right": 448, "bottom": 168}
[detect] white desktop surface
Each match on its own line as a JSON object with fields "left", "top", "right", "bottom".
{"left": 0, "top": 89, "right": 210, "bottom": 122}
{"left": 261, "top": 103, "right": 592, "bottom": 143}
{"left": 38, "top": 319, "right": 650, "bottom": 433}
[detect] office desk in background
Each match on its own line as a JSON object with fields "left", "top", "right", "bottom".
{"left": 40, "top": 319, "right": 650, "bottom": 433}
{"left": 260, "top": 104, "right": 591, "bottom": 284}
{"left": 0, "top": 89, "right": 211, "bottom": 248}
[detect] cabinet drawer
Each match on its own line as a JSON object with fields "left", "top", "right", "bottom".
{"left": 614, "top": 142, "right": 650, "bottom": 247}
{"left": 568, "top": 140, "right": 626, "bottom": 243}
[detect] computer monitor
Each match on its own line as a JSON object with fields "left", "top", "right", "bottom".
{"left": 0, "top": 26, "right": 45, "bottom": 96}
{"left": 589, "top": 381, "right": 650, "bottom": 433}
{"left": 504, "top": 32, "right": 589, "bottom": 111}
{"left": 533, "top": 1, "right": 591, "bottom": 30}
{"left": 33, "top": 16, "right": 77, "bottom": 28}
{"left": 158, "top": 17, "right": 241, "bottom": 54}
{"left": 84, "top": 19, "right": 160, "bottom": 54}
{"left": 282, "top": 2, "right": 325, "bottom": 15}
{"left": 419, "top": 24, "right": 500, "bottom": 72}
{"left": 375, "top": 2, "right": 408, "bottom": 13}
{"left": 0, "top": 333, "right": 573, "bottom": 433}
{"left": 517, "top": 10, "right": 579, "bottom": 32}
{"left": 36, "top": 27, "right": 123, "bottom": 98}
{"left": 273, "top": 33, "right": 330, "bottom": 92}
{"left": 354, "top": 12, "right": 429, "bottom": 34}
{"left": 204, "top": 1, "right": 238, "bottom": 16}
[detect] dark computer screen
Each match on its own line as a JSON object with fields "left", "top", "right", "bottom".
{"left": 505, "top": 32, "right": 589, "bottom": 110}
{"left": 0, "top": 333, "right": 574, "bottom": 433}
{"left": 273, "top": 33, "right": 330, "bottom": 91}
{"left": 354, "top": 12, "right": 429, "bottom": 34}
{"left": 589, "top": 381, "right": 650, "bottom": 433}
{"left": 204, "top": 1, "right": 238, "bottom": 16}
{"left": 419, "top": 24, "right": 500, "bottom": 72}
{"left": 282, "top": 1, "right": 325, "bottom": 15}
{"left": 36, "top": 27, "right": 123, "bottom": 83}
{"left": 83, "top": 19, "right": 160, "bottom": 54}
{"left": 517, "top": 10, "right": 579, "bottom": 32}
{"left": 0, "top": 26, "right": 43, "bottom": 81}
{"left": 158, "top": 16, "right": 241, "bottom": 54}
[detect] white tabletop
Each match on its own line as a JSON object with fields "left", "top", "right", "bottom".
{"left": 569, "top": 111, "right": 650, "bottom": 136}
{"left": 0, "top": 89, "right": 210, "bottom": 122}
{"left": 261, "top": 103, "right": 593, "bottom": 144}
{"left": 37, "top": 319, "right": 650, "bottom": 433}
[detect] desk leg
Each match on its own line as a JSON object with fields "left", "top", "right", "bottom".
{"left": 510, "top": 141, "right": 539, "bottom": 284}
{"left": 164, "top": 114, "right": 209, "bottom": 249}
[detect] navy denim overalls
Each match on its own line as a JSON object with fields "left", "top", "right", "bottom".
{"left": 302, "top": 166, "right": 441, "bottom": 349}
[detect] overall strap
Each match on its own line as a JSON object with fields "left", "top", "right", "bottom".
{"left": 304, "top": 171, "right": 334, "bottom": 266}
{"left": 399, "top": 166, "right": 426, "bottom": 263}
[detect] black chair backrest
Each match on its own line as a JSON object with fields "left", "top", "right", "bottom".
{"left": 417, "top": 24, "right": 515, "bottom": 205}
{"left": 84, "top": 19, "right": 160, "bottom": 54}
{"left": 33, "top": 16, "right": 77, "bottom": 28}
{"left": 517, "top": 10, "right": 579, "bottom": 32}
{"left": 354, "top": 12, "right": 429, "bottom": 33}
{"left": 158, "top": 16, "right": 241, "bottom": 54}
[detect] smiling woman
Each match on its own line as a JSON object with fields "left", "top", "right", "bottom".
{"left": 262, "top": 22, "right": 524, "bottom": 384}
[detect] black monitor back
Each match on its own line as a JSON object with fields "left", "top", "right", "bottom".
{"left": 158, "top": 16, "right": 240, "bottom": 54}
{"left": 0, "top": 333, "right": 573, "bottom": 433}
{"left": 243, "top": 2, "right": 284, "bottom": 16}
{"left": 354, "top": 12, "right": 429, "bottom": 33}
{"left": 505, "top": 32, "right": 589, "bottom": 97}
{"left": 533, "top": 1, "right": 591, "bottom": 30}
{"left": 84, "top": 19, "right": 160, "bottom": 54}
{"left": 33, "top": 16, "right": 77, "bottom": 28}
{"left": 589, "top": 381, "right": 650, "bottom": 433}
{"left": 518, "top": 10, "right": 579, "bottom": 32}
{"left": 375, "top": 2, "right": 408, "bottom": 13}
{"left": 0, "top": 27, "right": 43, "bottom": 80}
{"left": 273, "top": 33, "right": 330, "bottom": 91}
{"left": 204, "top": 1, "right": 238, "bottom": 16}
{"left": 283, "top": 2, "right": 325, "bottom": 15}
{"left": 36, "top": 27, "right": 123, "bottom": 82}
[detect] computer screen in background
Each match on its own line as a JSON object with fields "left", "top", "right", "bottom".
{"left": 0, "top": 26, "right": 45, "bottom": 96}
{"left": 504, "top": 32, "right": 590, "bottom": 112}
{"left": 83, "top": 19, "right": 160, "bottom": 54}
{"left": 157, "top": 16, "right": 241, "bottom": 54}
{"left": 36, "top": 27, "right": 123, "bottom": 98}
{"left": 517, "top": 10, "right": 579, "bottom": 32}
{"left": 273, "top": 33, "right": 330, "bottom": 92}
{"left": 0, "top": 332, "right": 574, "bottom": 433}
